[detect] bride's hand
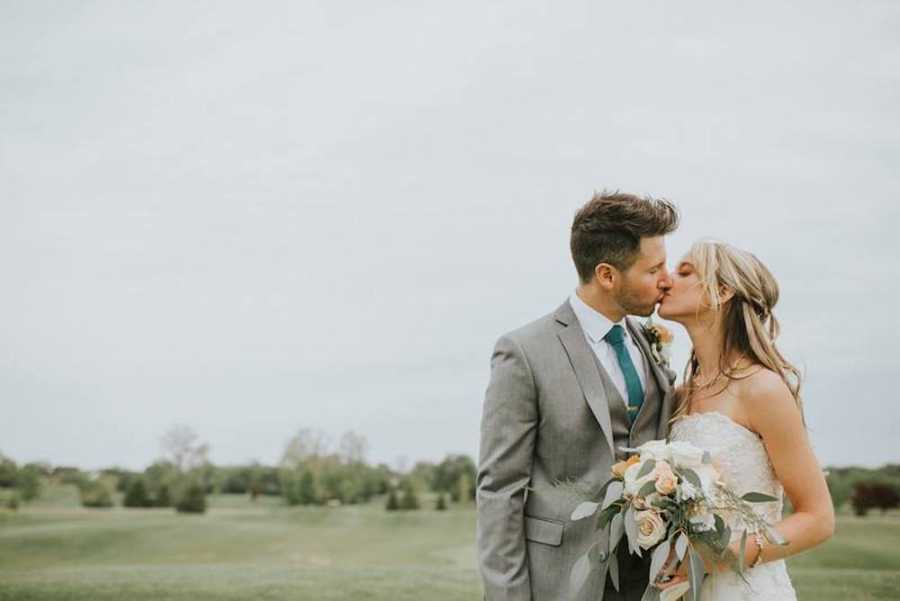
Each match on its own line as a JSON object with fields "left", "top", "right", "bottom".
{"left": 654, "top": 551, "right": 688, "bottom": 591}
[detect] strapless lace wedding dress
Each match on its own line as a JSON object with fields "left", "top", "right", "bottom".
{"left": 669, "top": 411, "right": 797, "bottom": 601}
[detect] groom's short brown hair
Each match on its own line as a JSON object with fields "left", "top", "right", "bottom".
{"left": 570, "top": 191, "right": 679, "bottom": 284}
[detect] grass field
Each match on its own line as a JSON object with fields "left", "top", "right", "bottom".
{"left": 1, "top": 484, "right": 898, "bottom": 600}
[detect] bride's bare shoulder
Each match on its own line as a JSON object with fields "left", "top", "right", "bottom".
{"left": 735, "top": 367, "right": 802, "bottom": 430}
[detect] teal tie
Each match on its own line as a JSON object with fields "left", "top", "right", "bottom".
{"left": 604, "top": 325, "right": 644, "bottom": 424}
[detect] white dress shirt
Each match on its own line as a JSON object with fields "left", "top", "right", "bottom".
{"left": 568, "top": 290, "right": 648, "bottom": 407}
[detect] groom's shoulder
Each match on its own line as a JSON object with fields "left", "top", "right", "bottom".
{"left": 496, "top": 301, "right": 568, "bottom": 346}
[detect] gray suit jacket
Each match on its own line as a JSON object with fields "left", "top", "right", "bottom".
{"left": 476, "top": 299, "right": 675, "bottom": 601}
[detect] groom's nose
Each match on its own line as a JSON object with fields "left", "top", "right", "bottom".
{"left": 658, "top": 268, "right": 673, "bottom": 290}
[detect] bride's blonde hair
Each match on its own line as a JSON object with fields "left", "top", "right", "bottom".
{"left": 672, "top": 239, "right": 803, "bottom": 421}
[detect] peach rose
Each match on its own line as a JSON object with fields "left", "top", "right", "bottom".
{"left": 654, "top": 461, "right": 678, "bottom": 496}
{"left": 635, "top": 509, "right": 667, "bottom": 548}
{"left": 611, "top": 454, "right": 640, "bottom": 479}
{"left": 655, "top": 325, "right": 674, "bottom": 344}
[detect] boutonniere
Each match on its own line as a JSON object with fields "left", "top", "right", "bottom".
{"left": 641, "top": 316, "right": 674, "bottom": 369}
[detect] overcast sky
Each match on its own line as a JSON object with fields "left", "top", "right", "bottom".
{"left": 2, "top": 1, "right": 898, "bottom": 472}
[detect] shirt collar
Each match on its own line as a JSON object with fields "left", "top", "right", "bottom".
{"left": 568, "top": 290, "right": 631, "bottom": 345}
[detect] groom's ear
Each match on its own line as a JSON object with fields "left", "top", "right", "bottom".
{"left": 594, "top": 263, "right": 617, "bottom": 290}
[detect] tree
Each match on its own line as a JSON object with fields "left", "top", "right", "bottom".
{"left": 385, "top": 488, "right": 400, "bottom": 511}
{"left": 281, "top": 428, "right": 331, "bottom": 471}
{"left": 159, "top": 426, "right": 210, "bottom": 513}
{"left": 435, "top": 493, "right": 448, "bottom": 511}
{"left": 175, "top": 483, "right": 207, "bottom": 514}
{"left": 0, "top": 453, "right": 17, "bottom": 488}
{"left": 160, "top": 425, "right": 209, "bottom": 472}
{"left": 399, "top": 479, "right": 420, "bottom": 510}
{"left": 124, "top": 478, "right": 153, "bottom": 508}
{"left": 433, "top": 454, "right": 476, "bottom": 502}
{"left": 79, "top": 475, "right": 114, "bottom": 508}
{"left": 16, "top": 463, "right": 43, "bottom": 502}
{"left": 144, "top": 460, "right": 178, "bottom": 502}
{"left": 456, "top": 472, "right": 474, "bottom": 506}
{"left": 338, "top": 431, "right": 368, "bottom": 465}
{"left": 851, "top": 482, "right": 900, "bottom": 516}
{"left": 298, "top": 470, "right": 318, "bottom": 505}
{"left": 155, "top": 484, "right": 172, "bottom": 507}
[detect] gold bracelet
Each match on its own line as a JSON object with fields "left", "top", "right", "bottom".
{"left": 750, "top": 532, "right": 765, "bottom": 568}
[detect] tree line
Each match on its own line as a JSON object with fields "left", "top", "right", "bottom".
{"left": 0, "top": 425, "right": 477, "bottom": 514}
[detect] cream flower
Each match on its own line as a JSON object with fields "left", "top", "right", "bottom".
{"left": 635, "top": 510, "right": 667, "bottom": 548}
{"left": 623, "top": 460, "right": 656, "bottom": 497}
{"left": 668, "top": 441, "right": 705, "bottom": 469}
{"left": 654, "top": 461, "right": 678, "bottom": 496}
{"left": 636, "top": 440, "right": 671, "bottom": 462}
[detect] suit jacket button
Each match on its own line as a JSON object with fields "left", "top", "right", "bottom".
{"left": 598, "top": 550, "right": 608, "bottom": 562}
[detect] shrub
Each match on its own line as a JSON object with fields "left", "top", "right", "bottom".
{"left": 175, "top": 483, "right": 207, "bottom": 514}
{"left": 385, "top": 488, "right": 400, "bottom": 511}
{"left": 435, "top": 493, "right": 447, "bottom": 511}
{"left": 16, "top": 464, "right": 42, "bottom": 502}
{"left": 155, "top": 484, "right": 172, "bottom": 507}
{"left": 0, "top": 454, "right": 17, "bottom": 488}
{"left": 851, "top": 481, "right": 900, "bottom": 516}
{"left": 123, "top": 478, "right": 153, "bottom": 508}
{"left": 79, "top": 480, "right": 114, "bottom": 508}
{"left": 399, "top": 479, "right": 419, "bottom": 511}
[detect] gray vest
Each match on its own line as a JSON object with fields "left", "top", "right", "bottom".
{"left": 590, "top": 347, "right": 663, "bottom": 461}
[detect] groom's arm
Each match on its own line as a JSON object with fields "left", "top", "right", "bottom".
{"left": 476, "top": 334, "right": 538, "bottom": 601}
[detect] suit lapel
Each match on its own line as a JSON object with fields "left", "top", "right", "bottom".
{"left": 626, "top": 317, "right": 676, "bottom": 438}
{"left": 555, "top": 301, "right": 615, "bottom": 456}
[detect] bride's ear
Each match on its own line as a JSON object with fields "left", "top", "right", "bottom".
{"left": 718, "top": 284, "right": 736, "bottom": 304}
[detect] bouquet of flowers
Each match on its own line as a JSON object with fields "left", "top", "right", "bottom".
{"left": 567, "top": 439, "right": 787, "bottom": 601}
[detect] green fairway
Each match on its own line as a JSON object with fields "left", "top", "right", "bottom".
{"left": 1, "top": 486, "right": 898, "bottom": 600}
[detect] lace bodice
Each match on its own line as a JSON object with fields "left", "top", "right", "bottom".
{"left": 669, "top": 411, "right": 797, "bottom": 600}
{"left": 670, "top": 411, "right": 784, "bottom": 527}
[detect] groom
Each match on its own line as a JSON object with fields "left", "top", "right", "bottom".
{"left": 476, "top": 192, "right": 679, "bottom": 601}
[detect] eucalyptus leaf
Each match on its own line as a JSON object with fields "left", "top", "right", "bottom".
{"left": 638, "top": 459, "right": 657, "bottom": 479}
{"left": 640, "top": 582, "right": 660, "bottom": 601}
{"left": 603, "top": 481, "right": 625, "bottom": 509}
{"left": 571, "top": 501, "right": 600, "bottom": 521}
{"left": 597, "top": 503, "right": 620, "bottom": 529}
{"left": 687, "top": 545, "right": 705, "bottom": 601}
{"left": 624, "top": 506, "right": 641, "bottom": 557}
{"left": 741, "top": 492, "right": 778, "bottom": 503}
{"left": 649, "top": 538, "right": 671, "bottom": 584}
{"left": 638, "top": 480, "right": 658, "bottom": 498}
{"left": 569, "top": 552, "right": 591, "bottom": 596}
{"left": 737, "top": 529, "right": 748, "bottom": 576}
{"left": 675, "top": 532, "right": 689, "bottom": 561}
{"left": 679, "top": 468, "right": 702, "bottom": 491}
{"left": 713, "top": 514, "right": 725, "bottom": 537}
{"left": 718, "top": 525, "right": 732, "bottom": 553}
{"left": 608, "top": 551, "right": 620, "bottom": 592}
{"left": 651, "top": 496, "right": 676, "bottom": 510}
{"left": 610, "top": 512, "right": 625, "bottom": 553}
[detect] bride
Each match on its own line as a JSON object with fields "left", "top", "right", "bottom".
{"left": 655, "top": 239, "right": 834, "bottom": 600}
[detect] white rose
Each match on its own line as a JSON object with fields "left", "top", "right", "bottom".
{"left": 667, "top": 441, "right": 705, "bottom": 469}
{"left": 677, "top": 480, "right": 699, "bottom": 501}
{"left": 689, "top": 504, "right": 716, "bottom": 532}
{"left": 635, "top": 510, "right": 667, "bottom": 548}
{"left": 636, "top": 440, "right": 670, "bottom": 462}
{"left": 693, "top": 464, "right": 720, "bottom": 497}
{"left": 623, "top": 461, "right": 656, "bottom": 497}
